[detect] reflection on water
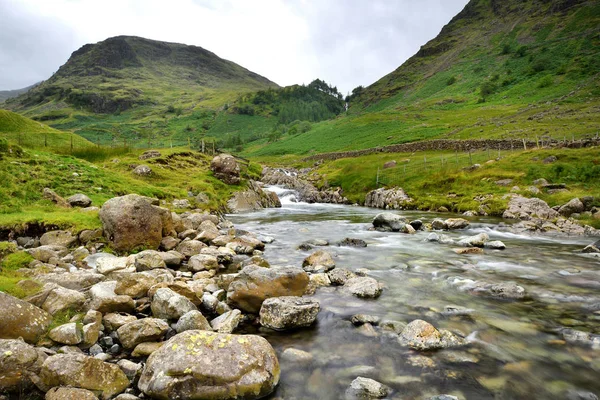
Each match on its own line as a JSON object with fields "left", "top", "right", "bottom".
{"left": 228, "top": 189, "right": 600, "bottom": 399}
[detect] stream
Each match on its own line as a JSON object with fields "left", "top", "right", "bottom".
{"left": 228, "top": 187, "right": 600, "bottom": 400}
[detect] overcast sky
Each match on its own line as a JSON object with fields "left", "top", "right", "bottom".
{"left": 0, "top": 0, "right": 468, "bottom": 93}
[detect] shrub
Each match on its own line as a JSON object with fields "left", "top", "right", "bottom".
{"left": 501, "top": 44, "right": 511, "bottom": 55}
{"left": 537, "top": 75, "right": 553, "bottom": 88}
{"left": 480, "top": 81, "right": 497, "bottom": 98}
{"left": 447, "top": 76, "right": 457, "bottom": 86}
{"left": 515, "top": 46, "right": 527, "bottom": 57}
{"left": 0, "top": 138, "right": 9, "bottom": 153}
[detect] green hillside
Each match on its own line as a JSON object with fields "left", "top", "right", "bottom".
{"left": 248, "top": 0, "right": 600, "bottom": 156}
{"left": 4, "top": 36, "right": 279, "bottom": 147}
{"left": 0, "top": 83, "right": 39, "bottom": 103}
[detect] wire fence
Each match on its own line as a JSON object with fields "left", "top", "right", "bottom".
{"left": 376, "top": 147, "right": 522, "bottom": 188}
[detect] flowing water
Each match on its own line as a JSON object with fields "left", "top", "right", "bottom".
{"left": 228, "top": 187, "right": 600, "bottom": 400}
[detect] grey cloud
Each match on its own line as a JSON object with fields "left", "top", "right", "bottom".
{"left": 285, "top": 0, "right": 469, "bottom": 93}
{"left": 0, "top": 0, "right": 78, "bottom": 89}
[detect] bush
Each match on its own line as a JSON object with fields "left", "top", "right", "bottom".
{"left": 447, "top": 76, "right": 457, "bottom": 86}
{"left": 515, "top": 46, "right": 527, "bottom": 57}
{"left": 480, "top": 81, "right": 497, "bottom": 98}
{"left": 501, "top": 44, "right": 511, "bottom": 55}
{"left": 0, "top": 138, "right": 8, "bottom": 153}
{"left": 537, "top": 75, "right": 553, "bottom": 88}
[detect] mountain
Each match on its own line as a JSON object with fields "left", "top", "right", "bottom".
{"left": 4, "top": 36, "right": 278, "bottom": 146}
{"left": 249, "top": 0, "right": 600, "bottom": 156}
{"left": 0, "top": 83, "right": 40, "bottom": 103}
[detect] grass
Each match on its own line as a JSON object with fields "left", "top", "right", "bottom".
{"left": 0, "top": 250, "right": 38, "bottom": 299}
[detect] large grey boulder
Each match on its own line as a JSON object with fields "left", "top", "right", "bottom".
{"left": 558, "top": 198, "right": 585, "bottom": 217}
{"left": 227, "top": 265, "right": 309, "bottom": 313}
{"left": 67, "top": 193, "right": 93, "bottom": 208}
{"left": 372, "top": 213, "right": 408, "bottom": 232}
{"left": 210, "top": 309, "right": 242, "bottom": 334}
{"left": 39, "top": 354, "right": 130, "bottom": 399}
{"left": 151, "top": 288, "right": 197, "bottom": 320}
{"left": 138, "top": 330, "right": 280, "bottom": 399}
{"left": 174, "top": 310, "right": 212, "bottom": 333}
{"left": 0, "top": 339, "right": 47, "bottom": 393}
{"left": 210, "top": 154, "right": 240, "bottom": 185}
{"left": 99, "top": 194, "right": 174, "bottom": 253}
{"left": 503, "top": 195, "right": 559, "bottom": 220}
{"left": 259, "top": 296, "right": 320, "bottom": 330}
{"left": 117, "top": 318, "right": 169, "bottom": 350}
{"left": 398, "top": 319, "right": 465, "bottom": 350}
{"left": 0, "top": 292, "right": 52, "bottom": 344}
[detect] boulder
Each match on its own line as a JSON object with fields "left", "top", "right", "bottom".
{"left": 0, "top": 292, "right": 52, "bottom": 344}
{"left": 40, "top": 230, "right": 78, "bottom": 247}
{"left": 344, "top": 277, "right": 383, "bottom": 298}
{"left": 174, "top": 310, "right": 212, "bottom": 333}
{"left": 38, "top": 271, "right": 104, "bottom": 291}
{"left": 49, "top": 323, "right": 83, "bottom": 345}
{"left": 188, "top": 254, "right": 219, "bottom": 272}
{"left": 99, "top": 194, "right": 174, "bottom": 253}
{"left": 458, "top": 233, "right": 489, "bottom": 248}
{"left": 227, "top": 180, "right": 281, "bottom": 213}
{"left": 225, "top": 236, "right": 265, "bottom": 255}
{"left": 114, "top": 272, "right": 158, "bottom": 299}
{"left": 67, "top": 194, "right": 92, "bottom": 208}
{"left": 302, "top": 250, "right": 336, "bottom": 273}
{"left": 117, "top": 318, "right": 169, "bottom": 350}
{"left": 43, "top": 188, "right": 71, "bottom": 208}
{"left": 558, "top": 198, "right": 585, "bottom": 217}
{"left": 227, "top": 265, "right": 309, "bottom": 313}
{"left": 45, "top": 387, "right": 99, "bottom": 400}
{"left": 88, "top": 281, "right": 135, "bottom": 314}
{"left": 176, "top": 239, "right": 207, "bottom": 257}
{"left": 210, "top": 154, "right": 241, "bottom": 185}
{"left": 0, "top": 339, "right": 46, "bottom": 392}
{"left": 26, "top": 245, "right": 68, "bottom": 263}
{"left": 503, "top": 196, "right": 559, "bottom": 220}
{"left": 134, "top": 250, "right": 166, "bottom": 271}
{"left": 39, "top": 354, "right": 129, "bottom": 399}
{"left": 259, "top": 296, "right": 320, "bottom": 330}
{"left": 431, "top": 218, "right": 448, "bottom": 230}
{"left": 138, "top": 330, "right": 280, "bottom": 399}
{"left": 103, "top": 313, "right": 138, "bottom": 333}
{"left": 327, "top": 268, "right": 356, "bottom": 286}
{"left": 345, "top": 377, "right": 390, "bottom": 399}
{"left": 196, "top": 220, "right": 220, "bottom": 243}
{"left": 139, "top": 150, "right": 161, "bottom": 160}
{"left": 338, "top": 238, "right": 367, "bottom": 248}
{"left": 151, "top": 288, "right": 197, "bottom": 320}
{"left": 210, "top": 309, "right": 242, "bottom": 334}
{"left": 96, "top": 256, "right": 131, "bottom": 275}
{"left": 27, "top": 284, "right": 86, "bottom": 315}
{"left": 398, "top": 319, "right": 465, "bottom": 350}
{"left": 133, "top": 165, "right": 152, "bottom": 176}
{"left": 372, "top": 213, "right": 408, "bottom": 231}
{"left": 484, "top": 240, "right": 506, "bottom": 250}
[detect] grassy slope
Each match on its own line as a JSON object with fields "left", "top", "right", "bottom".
{"left": 4, "top": 36, "right": 278, "bottom": 148}
{"left": 247, "top": 0, "right": 600, "bottom": 156}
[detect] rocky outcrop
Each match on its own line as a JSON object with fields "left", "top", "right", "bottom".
{"left": 138, "top": 330, "right": 280, "bottom": 400}
{"left": 503, "top": 195, "right": 559, "bottom": 220}
{"left": 365, "top": 187, "right": 413, "bottom": 209}
{"left": 99, "top": 194, "right": 175, "bottom": 253}
{"left": 227, "top": 265, "right": 309, "bottom": 313}
{"left": 0, "top": 292, "right": 52, "bottom": 344}
{"left": 227, "top": 180, "right": 281, "bottom": 213}
{"left": 210, "top": 153, "right": 240, "bottom": 185}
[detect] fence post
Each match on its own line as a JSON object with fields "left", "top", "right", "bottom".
{"left": 70, "top": 133, "right": 73, "bottom": 153}
{"left": 522, "top": 138, "right": 527, "bottom": 150}
{"left": 201, "top": 140, "right": 205, "bottom": 153}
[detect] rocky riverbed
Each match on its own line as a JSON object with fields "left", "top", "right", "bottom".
{"left": 0, "top": 187, "right": 599, "bottom": 399}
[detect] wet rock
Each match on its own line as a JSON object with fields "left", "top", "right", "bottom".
{"left": 458, "top": 233, "right": 489, "bottom": 247}
{"left": 0, "top": 339, "right": 46, "bottom": 392}
{"left": 372, "top": 212, "right": 408, "bottom": 232}
{"left": 338, "top": 238, "right": 367, "bottom": 248}
{"left": 138, "top": 330, "right": 279, "bottom": 399}
{"left": 345, "top": 277, "right": 383, "bottom": 298}
{"left": 281, "top": 348, "right": 313, "bottom": 365}
{"left": 227, "top": 180, "right": 281, "bottom": 213}
{"left": 345, "top": 377, "right": 390, "bottom": 399}
{"left": 351, "top": 314, "right": 380, "bottom": 326}
{"left": 398, "top": 319, "right": 465, "bottom": 350}
{"left": 67, "top": 193, "right": 92, "bottom": 208}
{"left": 328, "top": 268, "right": 356, "bottom": 286}
{"left": 40, "top": 230, "right": 77, "bottom": 248}
{"left": 88, "top": 281, "right": 135, "bottom": 314}
{"left": 49, "top": 323, "right": 83, "bottom": 345}
{"left": 151, "top": 288, "right": 197, "bottom": 320}
{"left": 426, "top": 232, "right": 454, "bottom": 244}
{"left": 431, "top": 218, "right": 448, "bottom": 230}
{"left": 227, "top": 265, "right": 309, "bottom": 313}
{"left": 45, "top": 387, "right": 99, "bottom": 400}
{"left": 365, "top": 187, "right": 412, "bottom": 210}
{"left": 559, "top": 328, "right": 600, "bottom": 349}
{"left": 226, "top": 236, "right": 265, "bottom": 255}
{"left": 484, "top": 240, "right": 506, "bottom": 250}
{"left": 454, "top": 247, "right": 484, "bottom": 255}
{"left": 444, "top": 218, "right": 470, "bottom": 230}
{"left": 302, "top": 250, "right": 336, "bottom": 273}
{"left": 0, "top": 292, "right": 52, "bottom": 344}
{"left": 429, "top": 396, "right": 459, "bottom": 400}
{"left": 99, "top": 194, "right": 174, "bottom": 253}
{"left": 117, "top": 318, "right": 169, "bottom": 350}
{"left": 259, "top": 296, "right": 320, "bottom": 331}
{"left": 210, "top": 309, "right": 242, "bottom": 333}
{"left": 410, "top": 220, "right": 423, "bottom": 231}
{"left": 174, "top": 310, "right": 212, "bottom": 333}
{"left": 503, "top": 195, "right": 559, "bottom": 220}
{"left": 39, "top": 353, "right": 129, "bottom": 399}
{"left": 210, "top": 153, "right": 240, "bottom": 185}
{"left": 441, "top": 305, "right": 475, "bottom": 316}
{"left": 565, "top": 389, "right": 599, "bottom": 400}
